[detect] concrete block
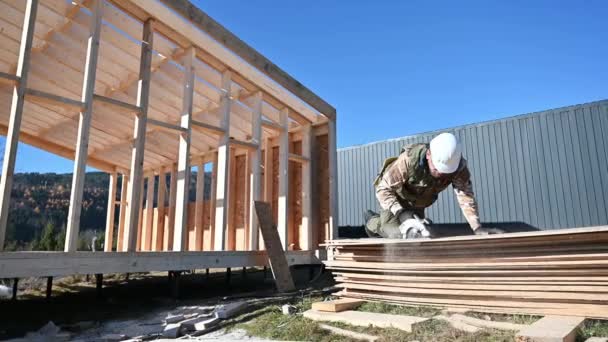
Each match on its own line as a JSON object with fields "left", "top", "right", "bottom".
{"left": 162, "top": 323, "right": 180, "bottom": 338}
{"left": 165, "top": 314, "right": 184, "bottom": 324}
{"left": 214, "top": 301, "right": 248, "bottom": 319}
{"left": 193, "top": 317, "right": 220, "bottom": 331}
{"left": 516, "top": 316, "right": 585, "bottom": 342}
{"left": 100, "top": 334, "right": 127, "bottom": 341}
{"left": 303, "top": 309, "right": 428, "bottom": 332}
{"left": 282, "top": 304, "right": 297, "bottom": 315}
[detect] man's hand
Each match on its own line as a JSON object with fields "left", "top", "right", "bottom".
{"left": 474, "top": 227, "right": 506, "bottom": 235}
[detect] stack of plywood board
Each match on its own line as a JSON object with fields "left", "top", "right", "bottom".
{"left": 324, "top": 226, "right": 608, "bottom": 318}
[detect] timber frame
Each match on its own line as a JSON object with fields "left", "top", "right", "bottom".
{"left": 0, "top": 0, "right": 336, "bottom": 277}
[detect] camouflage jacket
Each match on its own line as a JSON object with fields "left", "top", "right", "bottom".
{"left": 374, "top": 143, "right": 481, "bottom": 230}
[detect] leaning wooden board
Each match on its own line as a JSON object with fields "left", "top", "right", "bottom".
{"left": 255, "top": 201, "right": 295, "bottom": 292}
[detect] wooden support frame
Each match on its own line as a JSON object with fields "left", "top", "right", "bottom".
{"left": 25, "top": 88, "right": 85, "bottom": 111}
{"left": 248, "top": 92, "right": 262, "bottom": 250}
{"left": 194, "top": 161, "right": 205, "bottom": 250}
{"left": 104, "top": 172, "right": 118, "bottom": 252}
{"left": 147, "top": 118, "right": 188, "bottom": 133}
{"left": 0, "top": 0, "right": 38, "bottom": 251}
{"left": 230, "top": 139, "right": 259, "bottom": 151}
{"left": 300, "top": 125, "right": 313, "bottom": 250}
{"left": 328, "top": 119, "right": 339, "bottom": 239}
{"left": 209, "top": 152, "right": 218, "bottom": 251}
{"left": 288, "top": 153, "right": 309, "bottom": 163}
{"left": 164, "top": 165, "right": 177, "bottom": 251}
{"left": 277, "top": 108, "right": 289, "bottom": 250}
{"left": 143, "top": 175, "right": 155, "bottom": 251}
{"left": 124, "top": 19, "right": 154, "bottom": 252}
{"left": 173, "top": 47, "right": 195, "bottom": 252}
{"left": 191, "top": 120, "right": 224, "bottom": 135}
{"left": 65, "top": 0, "right": 104, "bottom": 252}
{"left": 0, "top": 71, "right": 19, "bottom": 86}
{"left": 213, "top": 71, "right": 232, "bottom": 251}
{"left": 153, "top": 167, "right": 166, "bottom": 251}
{"left": 117, "top": 174, "right": 129, "bottom": 252}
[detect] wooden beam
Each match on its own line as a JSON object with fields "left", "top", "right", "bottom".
{"left": 154, "top": 0, "right": 334, "bottom": 120}
{"left": 173, "top": 47, "right": 195, "bottom": 252}
{"left": 288, "top": 153, "right": 309, "bottom": 164}
{"left": 300, "top": 125, "right": 313, "bottom": 250}
{"left": 194, "top": 161, "right": 205, "bottom": 251}
{"left": 263, "top": 137, "right": 273, "bottom": 202}
{"left": 214, "top": 71, "right": 232, "bottom": 251}
{"left": 248, "top": 92, "right": 262, "bottom": 250}
{"left": 261, "top": 119, "right": 283, "bottom": 132}
{"left": 153, "top": 167, "right": 166, "bottom": 251}
{"left": 0, "top": 0, "right": 38, "bottom": 251}
{"left": 136, "top": 175, "right": 145, "bottom": 251}
{"left": 147, "top": 118, "right": 187, "bottom": 133}
{"left": 25, "top": 88, "right": 85, "bottom": 111}
{"left": 191, "top": 120, "right": 224, "bottom": 135}
{"left": 124, "top": 19, "right": 154, "bottom": 252}
{"left": 209, "top": 152, "right": 218, "bottom": 250}
{"left": 328, "top": 119, "right": 339, "bottom": 240}
{"left": 277, "top": 108, "right": 289, "bottom": 250}
{"left": 93, "top": 93, "right": 141, "bottom": 113}
{"left": 0, "top": 71, "right": 19, "bottom": 86}
{"left": 64, "top": 0, "right": 103, "bottom": 252}
{"left": 116, "top": 174, "right": 129, "bottom": 252}
{"left": 104, "top": 172, "right": 118, "bottom": 252}
{"left": 143, "top": 175, "right": 155, "bottom": 251}
{"left": 230, "top": 139, "right": 258, "bottom": 151}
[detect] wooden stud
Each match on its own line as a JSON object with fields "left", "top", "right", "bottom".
{"left": 147, "top": 118, "right": 188, "bottom": 133}
{"left": 301, "top": 125, "right": 313, "bottom": 250}
{"left": 173, "top": 47, "right": 195, "bottom": 252}
{"left": 65, "top": 0, "right": 104, "bottom": 252}
{"left": 93, "top": 93, "right": 140, "bottom": 113}
{"left": 213, "top": 71, "right": 232, "bottom": 251}
{"left": 194, "top": 161, "right": 205, "bottom": 251}
{"left": 229, "top": 139, "right": 258, "bottom": 151}
{"left": 0, "top": 0, "right": 38, "bottom": 251}
{"left": 248, "top": 92, "right": 262, "bottom": 250}
{"left": 104, "top": 172, "right": 118, "bottom": 252}
{"left": 136, "top": 175, "right": 145, "bottom": 251}
{"left": 263, "top": 137, "right": 273, "bottom": 202}
{"left": 209, "top": 152, "right": 218, "bottom": 251}
{"left": 288, "top": 153, "right": 309, "bottom": 163}
{"left": 124, "top": 19, "right": 154, "bottom": 252}
{"left": 328, "top": 119, "right": 339, "bottom": 240}
{"left": 154, "top": 167, "right": 167, "bottom": 251}
{"left": 25, "top": 88, "right": 84, "bottom": 111}
{"left": 191, "top": 120, "right": 224, "bottom": 135}
{"left": 277, "top": 108, "right": 289, "bottom": 250}
{"left": 143, "top": 175, "right": 155, "bottom": 251}
{"left": 117, "top": 174, "right": 129, "bottom": 252}
{"left": 165, "top": 165, "right": 177, "bottom": 251}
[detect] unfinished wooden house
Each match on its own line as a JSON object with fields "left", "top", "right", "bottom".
{"left": 0, "top": 0, "right": 337, "bottom": 278}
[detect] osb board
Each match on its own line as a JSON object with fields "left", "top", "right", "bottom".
{"left": 231, "top": 154, "right": 248, "bottom": 250}
{"left": 314, "top": 131, "right": 330, "bottom": 245}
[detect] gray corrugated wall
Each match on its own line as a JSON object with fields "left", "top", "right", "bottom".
{"left": 338, "top": 100, "right": 608, "bottom": 229}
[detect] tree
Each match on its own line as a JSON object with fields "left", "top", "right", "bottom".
{"left": 38, "top": 221, "right": 57, "bottom": 251}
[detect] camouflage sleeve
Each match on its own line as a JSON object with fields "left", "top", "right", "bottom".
{"left": 375, "top": 154, "right": 408, "bottom": 216}
{"left": 452, "top": 162, "right": 482, "bottom": 230}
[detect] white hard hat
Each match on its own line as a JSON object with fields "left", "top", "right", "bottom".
{"left": 429, "top": 133, "right": 462, "bottom": 174}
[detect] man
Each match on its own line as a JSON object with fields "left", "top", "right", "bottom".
{"left": 365, "top": 132, "right": 504, "bottom": 238}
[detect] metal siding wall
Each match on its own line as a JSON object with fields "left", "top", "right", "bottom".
{"left": 338, "top": 100, "right": 608, "bottom": 229}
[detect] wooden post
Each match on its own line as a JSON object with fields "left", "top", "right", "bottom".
{"left": 248, "top": 92, "right": 263, "bottom": 250}
{"left": 173, "top": 47, "right": 195, "bottom": 252}
{"left": 194, "top": 161, "right": 205, "bottom": 250}
{"left": 0, "top": 0, "right": 38, "bottom": 250}
{"left": 209, "top": 153, "right": 218, "bottom": 250}
{"left": 46, "top": 277, "right": 53, "bottom": 299}
{"left": 277, "top": 108, "right": 290, "bottom": 250}
{"left": 154, "top": 167, "right": 166, "bottom": 251}
{"left": 124, "top": 19, "right": 154, "bottom": 252}
{"left": 136, "top": 176, "right": 145, "bottom": 251}
{"left": 263, "top": 137, "right": 273, "bottom": 202}
{"left": 104, "top": 172, "right": 117, "bottom": 252}
{"left": 301, "top": 125, "right": 313, "bottom": 250}
{"left": 117, "top": 174, "right": 129, "bottom": 252}
{"left": 143, "top": 175, "right": 155, "bottom": 251}
{"left": 64, "top": 0, "right": 103, "bottom": 252}
{"left": 165, "top": 165, "right": 177, "bottom": 251}
{"left": 213, "top": 71, "right": 232, "bottom": 251}
{"left": 328, "top": 119, "right": 339, "bottom": 240}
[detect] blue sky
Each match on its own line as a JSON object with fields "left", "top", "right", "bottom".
{"left": 6, "top": 0, "right": 607, "bottom": 173}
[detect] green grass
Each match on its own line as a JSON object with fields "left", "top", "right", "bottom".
{"left": 356, "top": 301, "right": 440, "bottom": 318}
{"left": 467, "top": 311, "right": 541, "bottom": 325}
{"left": 578, "top": 319, "right": 608, "bottom": 341}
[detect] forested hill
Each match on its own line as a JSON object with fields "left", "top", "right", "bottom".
{"left": 6, "top": 172, "right": 110, "bottom": 250}
{"left": 5, "top": 171, "right": 210, "bottom": 251}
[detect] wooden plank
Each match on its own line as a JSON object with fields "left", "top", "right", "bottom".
{"left": 64, "top": 0, "right": 103, "bottom": 252}
{"left": 191, "top": 120, "right": 224, "bottom": 135}
{"left": 173, "top": 47, "right": 195, "bottom": 252}
{"left": 104, "top": 172, "right": 118, "bottom": 252}
{"left": 143, "top": 175, "right": 155, "bottom": 251}
{"left": 209, "top": 152, "right": 218, "bottom": 250}
{"left": 288, "top": 153, "right": 309, "bottom": 163}
{"left": 116, "top": 174, "right": 129, "bottom": 252}
{"left": 164, "top": 165, "right": 177, "bottom": 251}
{"left": 147, "top": 118, "right": 187, "bottom": 133}
{"left": 248, "top": 92, "right": 262, "bottom": 250}
{"left": 263, "top": 137, "right": 273, "bottom": 202}
{"left": 0, "top": 0, "right": 38, "bottom": 251}
{"left": 124, "top": 19, "right": 154, "bottom": 252}
{"left": 153, "top": 167, "right": 167, "bottom": 251}
{"left": 318, "top": 324, "right": 378, "bottom": 342}
{"left": 230, "top": 139, "right": 258, "bottom": 151}
{"left": 254, "top": 201, "right": 295, "bottom": 292}
{"left": 194, "top": 161, "right": 205, "bottom": 251}
{"left": 311, "top": 298, "right": 364, "bottom": 313}
{"left": 300, "top": 125, "right": 313, "bottom": 250}
{"left": 92, "top": 93, "right": 140, "bottom": 113}
{"left": 154, "top": 0, "right": 334, "bottom": 120}
{"left": 303, "top": 310, "right": 428, "bottom": 332}
{"left": 516, "top": 316, "right": 585, "bottom": 342}
{"left": 0, "top": 71, "right": 19, "bottom": 85}
{"left": 277, "top": 108, "right": 289, "bottom": 249}
{"left": 213, "top": 71, "right": 232, "bottom": 251}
